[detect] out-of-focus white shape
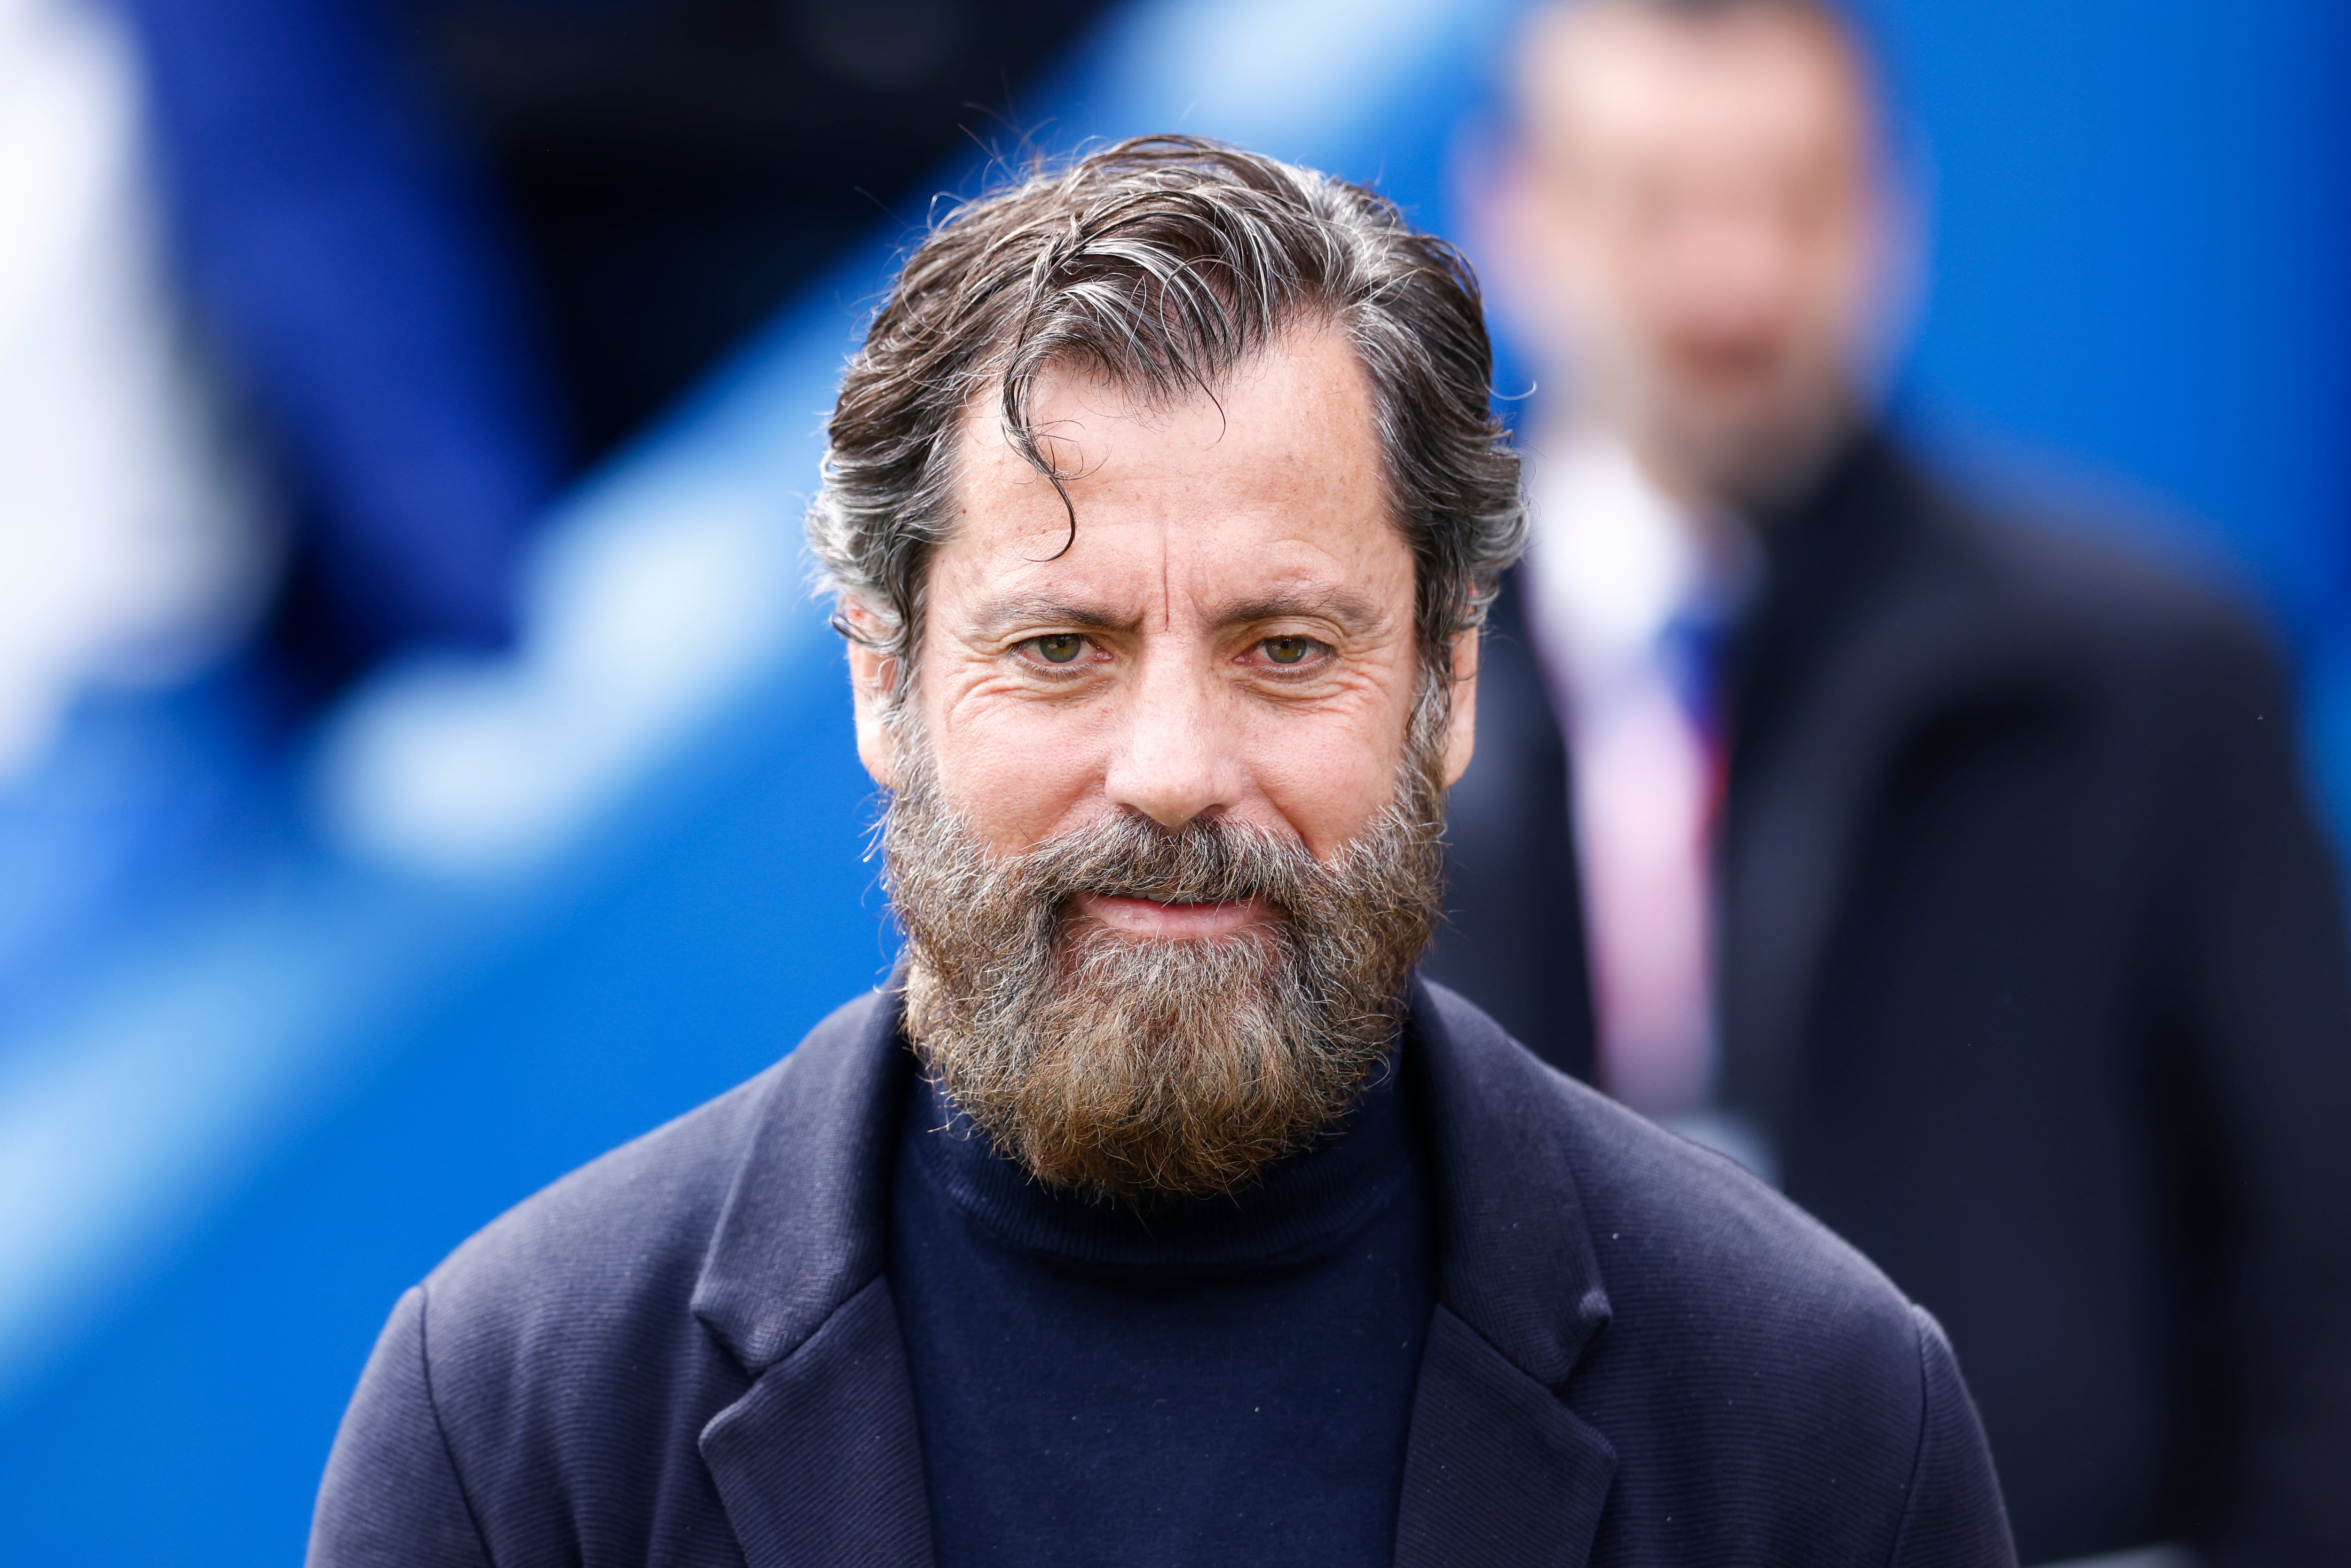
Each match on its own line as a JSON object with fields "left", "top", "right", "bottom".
{"left": 317, "top": 469, "right": 812, "bottom": 875}
{"left": 0, "top": 0, "right": 269, "bottom": 780}
{"left": 1529, "top": 438, "right": 1710, "bottom": 679}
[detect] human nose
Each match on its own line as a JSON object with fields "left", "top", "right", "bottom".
{"left": 1662, "top": 194, "right": 1804, "bottom": 333}
{"left": 1101, "top": 649, "right": 1244, "bottom": 829}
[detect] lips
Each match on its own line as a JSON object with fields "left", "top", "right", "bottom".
{"left": 1070, "top": 891, "right": 1277, "bottom": 939}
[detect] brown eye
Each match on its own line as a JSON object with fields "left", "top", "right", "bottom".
{"left": 1262, "top": 636, "right": 1318, "bottom": 666}
{"left": 1031, "top": 634, "right": 1086, "bottom": 665}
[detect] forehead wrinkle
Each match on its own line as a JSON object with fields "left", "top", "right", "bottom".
{"left": 1160, "top": 523, "right": 1173, "bottom": 632}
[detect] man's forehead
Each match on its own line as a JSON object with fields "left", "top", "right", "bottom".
{"left": 925, "top": 328, "right": 1412, "bottom": 622}
{"left": 934, "top": 505, "right": 1413, "bottom": 636}
{"left": 955, "top": 326, "right": 1375, "bottom": 468}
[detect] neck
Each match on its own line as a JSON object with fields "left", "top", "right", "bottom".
{"left": 901, "top": 1046, "right": 1420, "bottom": 1271}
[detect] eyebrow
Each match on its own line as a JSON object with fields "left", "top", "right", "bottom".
{"left": 964, "top": 586, "right": 1393, "bottom": 641}
{"left": 965, "top": 596, "right": 1136, "bottom": 640}
{"left": 1210, "top": 589, "right": 1389, "bottom": 635}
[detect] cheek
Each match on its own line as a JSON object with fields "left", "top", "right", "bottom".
{"left": 921, "top": 685, "right": 1110, "bottom": 854}
{"left": 1239, "top": 686, "right": 1415, "bottom": 859}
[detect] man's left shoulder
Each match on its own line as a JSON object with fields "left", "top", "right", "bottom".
{"left": 1419, "top": 979, "right": 1917, "bottom": 1345}
{"left": 1557, "top": 1070, "right": 1930, "bottom": 1380}
{"left": 1417, "top": 982, "right": 2010, "bottom": 1558}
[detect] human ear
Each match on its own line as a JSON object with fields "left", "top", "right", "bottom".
{"left": 840, "top": 601, "right": 900, "bottom": 791}
{"left": 1441, "top": 627, "right": 1480, "bottom": 788}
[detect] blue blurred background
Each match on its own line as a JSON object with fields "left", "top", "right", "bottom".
{"left": 0, "top": 0, "right": 2341, "bottom": 1560}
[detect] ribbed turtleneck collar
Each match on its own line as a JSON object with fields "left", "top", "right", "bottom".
{"left": 898, "top": 1045, "right": 1420, "bottom": 1275}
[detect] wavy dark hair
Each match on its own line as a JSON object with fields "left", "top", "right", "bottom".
{"left": 805, "top": 134, "right": 1526, "bottom": 727}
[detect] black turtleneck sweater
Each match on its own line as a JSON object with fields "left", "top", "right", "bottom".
{"left": 885, "top": 1053, "right": 1436, "bottom": 1568}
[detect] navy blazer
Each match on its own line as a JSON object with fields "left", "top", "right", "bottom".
{"left": 309, "top": 978, "right": 2014, "bottom": 1566}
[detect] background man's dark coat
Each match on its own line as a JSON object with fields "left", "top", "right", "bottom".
{"left": 1428, "top": 432, "right": 2351, "bottom": 1564}
{"left": 309, "top": 979, "right": 2013, "bottom": 1567}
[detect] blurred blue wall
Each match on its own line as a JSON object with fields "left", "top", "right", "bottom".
{"left": 1877, "top": 1, "right": 2350, "bottom": 685}
{"left": 0, "top": 1, "right": 2341, "bottom": 1562}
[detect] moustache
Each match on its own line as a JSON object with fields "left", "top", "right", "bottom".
{"left": 1010, "top": 812, "right": 1324, "bottom": 923}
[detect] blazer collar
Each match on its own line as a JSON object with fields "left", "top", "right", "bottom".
{"left": 1408, "top": 976, "right": 1611, "bottom": 1382}
{"left": 1397, "top": 978, "right": 1621, "bottom": 1566}
{"left": 692, "top": 981, "right": 933, "bottom": 1568}
{"left": 690, "top": 973, "right": 1620, "bottom": 1377}
{"left": 692, "top": 981, "right": 912, "bottom": 1371}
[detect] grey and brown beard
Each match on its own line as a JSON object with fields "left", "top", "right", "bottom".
{"left": 882, "top": 725, "right": 1448, "bottom": 1203}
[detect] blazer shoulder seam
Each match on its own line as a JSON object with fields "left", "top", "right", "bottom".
{"left": 1881, "top": 1303, "right": 1940, "bottom": 1568}
{"left": 414, "top": 1281, "right": 503, "bottom": 1568}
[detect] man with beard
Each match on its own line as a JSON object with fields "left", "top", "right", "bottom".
{"left": 1434, "top": 1, "right": 2351, "bottom": 1563}
{"left": 308, "top": 137, "right": 2013, "bottom": 1567}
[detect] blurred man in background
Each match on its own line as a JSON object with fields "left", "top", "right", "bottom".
{"left": 1429, "top": 0, "right": 2351, "bottom": 1561}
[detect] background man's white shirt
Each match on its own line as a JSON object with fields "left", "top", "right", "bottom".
{"left": 1522, "top": 436, "right": 1769, "bottom": 1177}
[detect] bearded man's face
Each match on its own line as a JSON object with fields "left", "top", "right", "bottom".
{"left": 844, "top": 327, "right": 1480, "bottom": 1199}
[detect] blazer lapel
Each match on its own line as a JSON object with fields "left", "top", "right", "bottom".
{"left": 701, "top": 1276, "right": 932, "bottom": 1568}
{"left": 1396, "top": 1308, "right": 1619, "bottom": 1568}
{"left": 690, "top": 983, "right": 935, "bottom": 1568}
{"left": 1396, "top": 981, "right": 1621, "bottom": 1568}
